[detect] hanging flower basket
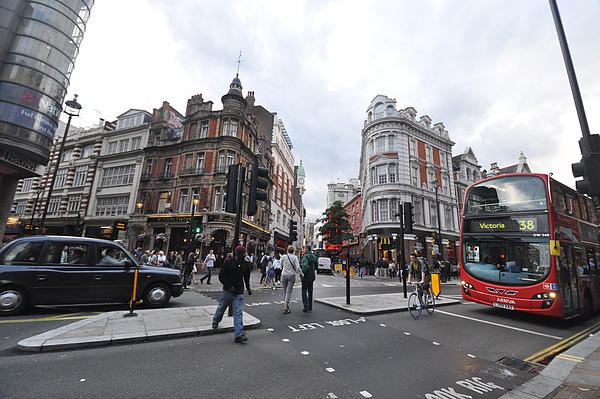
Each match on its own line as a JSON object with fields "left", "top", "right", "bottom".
{"left": 155, "top": 232, "right": 168, "bottom": 241}
{"left": 137, "top": 232, "right": 150, "bottom": 241}
{"left": 196, "top": 232, "right": 207, "bottom": 242}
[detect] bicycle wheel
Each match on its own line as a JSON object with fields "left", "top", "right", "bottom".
{"left": 408, "top": 292, "right": 422, "bottom": 319}
{"left": 425, "top": 292, "right": 435, "bottom": 314}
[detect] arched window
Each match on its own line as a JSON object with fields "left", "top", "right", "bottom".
{"left": 386, "top": 106, "right": 394, "bottom": 116}
{"left": 374, "top": 103, "right": 384, "bottom": 119}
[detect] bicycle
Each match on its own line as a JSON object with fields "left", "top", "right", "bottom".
{"left": 407, "top": 282, "right": 435, "bottom": 319}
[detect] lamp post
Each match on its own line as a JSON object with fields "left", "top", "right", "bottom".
{"left": 431, "top": 179, "right": 444, "bottom": 263}
{"left": 136, "top": 202, "right": 144, "bottom": 214}
{"left": 29, "top": 186, "right": 44, "bottom": 235}
{"left": 39, "top": 96, "right": 82, "bottom": 233}
{"left": 372, "top": 233, "right": 378, "bottom": 264}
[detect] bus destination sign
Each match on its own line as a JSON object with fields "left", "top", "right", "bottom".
{"left": 465, "top": 215, "right": 549, "bottom": 235}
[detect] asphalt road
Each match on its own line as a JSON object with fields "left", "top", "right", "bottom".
{"left": 1, "top": 274, "right": 598, "bottom": 398}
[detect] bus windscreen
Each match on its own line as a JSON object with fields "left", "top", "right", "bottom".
{"left": 465, "top": 175, "right": 548, "bottom": 214}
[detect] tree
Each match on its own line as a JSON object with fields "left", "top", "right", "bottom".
{"left": 318, "top": 201, "right": 353, "bottom": 245}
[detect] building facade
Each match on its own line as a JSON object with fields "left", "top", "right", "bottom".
{"left": 359, "top": 95, "right": 461, "bottom": 266}
{"left": 0, "top": 0, "right": 94, "bottom": 240}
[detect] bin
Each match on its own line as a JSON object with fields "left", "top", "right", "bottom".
{"left": 430, "top": 272, "right": 441, "bottom": 297}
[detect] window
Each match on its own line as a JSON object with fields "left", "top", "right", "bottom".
{"left": 389, "top": 164, "right": 397, "bottom": 183}
{"left": 410, "top": 140, "right": 417, "bottom": 156}
{"left": 131, "top": 137, "right": 141, "bottom": 150}
{"left": 73, "top": 166, "right": 87, "bottom": 187}
{"left": 95, "top": 196, "right": 130, "bottom": 216}
{"left": 277, "top": 210, "right": 281, "bottom": 223}
{"left": 377, "top": 165, "right": 387, "bottom": 184}
{"left": 386, "top": 106, "right": 394, "bottom": 116}
{"left": 158, "top": 192, "right": 169, "bottom": 214}
{"left": 222, "top": 118, "right": 238, "bottom": 136}
{"left": 48, "top": 196, "right": 61, "bottom": 213}
{"left": 82, "top": 143, "right": 94, "bottom": 157}
{"left": 374, "top": 103, "right": 384, "bottom": 119}
{"left": 61, "top": 147, "right": 73, "bottom": 162}
{"left": 101, "top": 165, "right": 136, "bottom": 187}
{"left": 189, "top": 123, "right": 198, "bottom": 139}
{"left": 145, "top": 159, "right": 153, "bottom": 175}
{"left": 15, "top": 200, "right": 27, "bottom": 214}
{"left": 46, "top": 242, "right": 89, "bottom": 264}
{"left": 226, "top": 151, "right": 235, "bottom": 166}
{"left": 165, "top": 158, "right": 173, "bottom": 175}
{"left": 67, "top": 194, "right": 82, "bottom": 211}
{"left": 200, "top": 121, "right": 209, "bottom": 138}
{"left": 214, "top": 187, "right": 223, "bottom": 212}
{"left": 376, "top": 137, "right": 386, "bottom": 153}
{"left": 118, "top": 139, "right": 129, "bottom": 153}
{"left": 196, "top": 153, "right": 205, "bottom": 172}
{"left": 443, "top": 177, "right": 449, "bottom": 195}
{"left": 107, "top": 142, "right": 117, "bottom": 155}
{"left": 388, "top": 135, "right": 395, "bottom": 151}
{"left": 431, "top": 204, "right": 438, "bottom": 227}
{"left": 391, "top": 199, "right": 398, "bottom": 220}
{"left": 21, "top": 177, "right": 34, "bottom": 192}
{"left": 179, "top": 189, "right": 188, "bottom": 213}
{"left": 426, "top": 147, "right": 432, "bottom": 163}
{"left": 54, "top": 168, "right": 68, "bottom": 189}
{"left": 379, "top": 199, "right": 389, "bottom": 221}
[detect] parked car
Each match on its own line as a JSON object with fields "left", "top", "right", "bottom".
{"left": 0, "top": 236, "right": 184, "bottom": 316}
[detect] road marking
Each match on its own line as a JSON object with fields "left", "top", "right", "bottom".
{"left": 359, "top": 391, "right": 372, "bottom": 398}
{"left": 435, "top": 310, "right": 563, "bottom": 340}
{"left": 0, "top": 313, "right": 98, "bottom": 323}
{"left": 555, "top": 354, "right": 584, "bottom": 362}
{"left": 301, "top": 351, "right": 309, "bottom": 355}
{"left": 326, "top": 367, "right": 335, "bottom": 372}
{"left": 524, "top": 321, "right": 600, "bottom": 364}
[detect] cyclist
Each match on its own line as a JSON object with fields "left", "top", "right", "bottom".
{"left": 407, "top": 253, "right": 433, "bottom": 304}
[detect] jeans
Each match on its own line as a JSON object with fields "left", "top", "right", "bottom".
{"left": 213, "top": 290, "right": 245, "bottom": 338}
{"left": 301, "top": 281, "right": 313, "bottom": 310}
{"left": 201, "top": 267, "right": 213, "bottom": 283}
{"left": 281, "top": 274, "right": 296, "bottom": 303}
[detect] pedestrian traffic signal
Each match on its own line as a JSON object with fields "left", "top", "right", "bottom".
{"left": 225, "top": 164, "right": 240, "bottom": 213}
{"left": 572, "top": 135, "right": 600, "bottom": 197}
{"left": 248, "top": 162, "right": 269, "bottom": 216}
{"left": 403, "top": 202, "right": 414, "bottom": 234}
{"left": 289, "top": 220, "right": 298, "bottom": 242}
{"left": 184, "top": 220, "right": 190, "bottom": 235}
{"left": 192, "top": 215, "right": 203, "bottom": 234}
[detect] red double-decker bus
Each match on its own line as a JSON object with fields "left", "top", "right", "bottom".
{"left": 460, "top": 173, "right": 600, "bottom": 319}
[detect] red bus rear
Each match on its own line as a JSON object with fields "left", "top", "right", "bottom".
{"left": 460, "top": 173, "right": 600, "bottom": 319}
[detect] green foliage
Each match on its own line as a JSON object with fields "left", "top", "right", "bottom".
{"left": 318, "top": 201, "right": 353, "bottom": 244}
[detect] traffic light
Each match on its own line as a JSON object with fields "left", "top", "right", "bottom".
{"left": 192, "top": 215, "right": 203, "bottom": 234}
{"left": 248, "top": 162, "right": 269, "bottom": 216}
{"left": 403, "top": 202, "right": 414, "bottom": 234}
{"left": 225, "top": 164, "right": 239, "bottom": 213}
{"left": 572, "top": 135, "right": 600, "bottom": 197}
{"left": 289, "top": 220, "right": 298, "bottom": 242}
{"left": 184, "top": 220, "right": 190, "bottom": 236}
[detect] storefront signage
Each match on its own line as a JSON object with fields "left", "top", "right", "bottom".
{"left": 0, "top": 82, "right": 62, "bottom": 122}
{"left": 148, "top": 216, "right": 193, "bottom": 223}
{"left": 208, "top": 214, "right": 235, "bottom": 223}
{"left": 0, "top": 148, "right": 39, "bottom": 172}
{"left": 114, "top": 221, "right": 127, "bottom": 230}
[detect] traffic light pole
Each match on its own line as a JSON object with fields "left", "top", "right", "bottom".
{"left": 233, "top": 164, "right": 245, "bottom": 253}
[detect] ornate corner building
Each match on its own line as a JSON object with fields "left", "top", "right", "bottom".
{"left": 359, "top": 95, "right": 461, "bottom": 265}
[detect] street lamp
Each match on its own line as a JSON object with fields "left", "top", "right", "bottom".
{"left": 136, "top": 202, "right": 144, "bottom": 214}
{"left": 431, "top": 179, "right": 444, "bottom": 263}
{"left": 29, "top": 186, "right": 44, "bottom": 235}
{"left": 39, "top": 96, "right": 82, "bottom": 233}
{"left": 372, "top": 234, "right": 378, "bottom": 263}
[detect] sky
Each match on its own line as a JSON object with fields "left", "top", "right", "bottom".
{"left": 65, "top": 0, "right": 600, "bottom": 220}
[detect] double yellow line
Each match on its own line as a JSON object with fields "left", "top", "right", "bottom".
{"left": 524, "top": 321, "right": 600, "bottom": 365}
{"left": 0, "top": 313, "right": 100, "bottom": 323}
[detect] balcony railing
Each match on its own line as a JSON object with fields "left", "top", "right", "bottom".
{"left": 158, "top": 172, "right": 174, "bottom": 179}
{"left": 180, "top": 167, "right": 205, "bottom": 176}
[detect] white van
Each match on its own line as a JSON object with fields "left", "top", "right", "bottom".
{"left": 317, "top": 257, "right": 332, "bottom": 274}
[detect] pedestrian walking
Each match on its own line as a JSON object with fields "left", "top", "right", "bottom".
{"left": 301, "top": 245, "right": 318, "bottom": 312}
{"left": 183, "top": 252, "right": 195, "bottom": 289}
{"left": 280, "top": 245, "right": 302, "bottom": 314}
{"left": 200, "top": 249, "right": 216, "bottom": 284}
{"left": 259, "top": 254, "right": 269, "bottom": 284}
{"left": 274, "top": 254, "right": 283, "bottom": 285}
{"left": 388, "top": 259, "right": 396, "bottom": 279}
{"left": 211, "top": 246, "right": 252, "bottom": 343}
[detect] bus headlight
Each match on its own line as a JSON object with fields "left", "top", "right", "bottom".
{"left": 461, "top": 281, "right": 474, "bottom": 295}
{"left": 532, "top": 292, "right": 556, "bottom": 309}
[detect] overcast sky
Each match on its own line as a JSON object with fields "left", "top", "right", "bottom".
{"left": 66, "top": 0, "right": 600, "bottom": 219}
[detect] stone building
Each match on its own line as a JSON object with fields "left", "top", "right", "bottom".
{"left": 359, "top": 95, "right": 461, "bottom": 265}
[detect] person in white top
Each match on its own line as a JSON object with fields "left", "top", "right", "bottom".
{"left": 201, "top": 249, "right": 216, "bottom": 284}
{"left": 280, "top": 245, "right": 302, "bottom": 314}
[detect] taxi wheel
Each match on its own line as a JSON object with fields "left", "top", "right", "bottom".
{"left": 0, "top": 286, "right": 28, "bottom": 316}
{"left": 143, "top": 283, "right": 171, "bottom": 308}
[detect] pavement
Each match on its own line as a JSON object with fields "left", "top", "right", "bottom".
{"left": 15, "top": 271, "right": 600, "bottom": 398}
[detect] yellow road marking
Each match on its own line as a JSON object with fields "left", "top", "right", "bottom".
{"left": 524, "top": 321, "right": 600, "bottom": 364}
{"left": 555, "top": 354, "right": 584, "bottom": 362}
{"left": 0, "top": 313, "right": 101, "bottom": 323}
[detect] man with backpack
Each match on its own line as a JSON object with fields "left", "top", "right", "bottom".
{"left": 407, "top": 253, "right": 433, "bottom": 300}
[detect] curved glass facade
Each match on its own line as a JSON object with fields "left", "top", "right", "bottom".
{"left": 0, "top": 0, "right": 94, "bottom": 165}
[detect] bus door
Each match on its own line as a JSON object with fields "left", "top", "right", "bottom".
{"left": 558, "top": 244, "right": 579, "bottom": 316}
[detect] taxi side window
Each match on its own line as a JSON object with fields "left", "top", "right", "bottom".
{"left": 3, "top": 242, "right": 44, "bottom": 264}
{"left": 46, "top": 243, "right": 89, "bottom": 264}
{"left": 97, "top": 245, "right": 128, "bottom": 266}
